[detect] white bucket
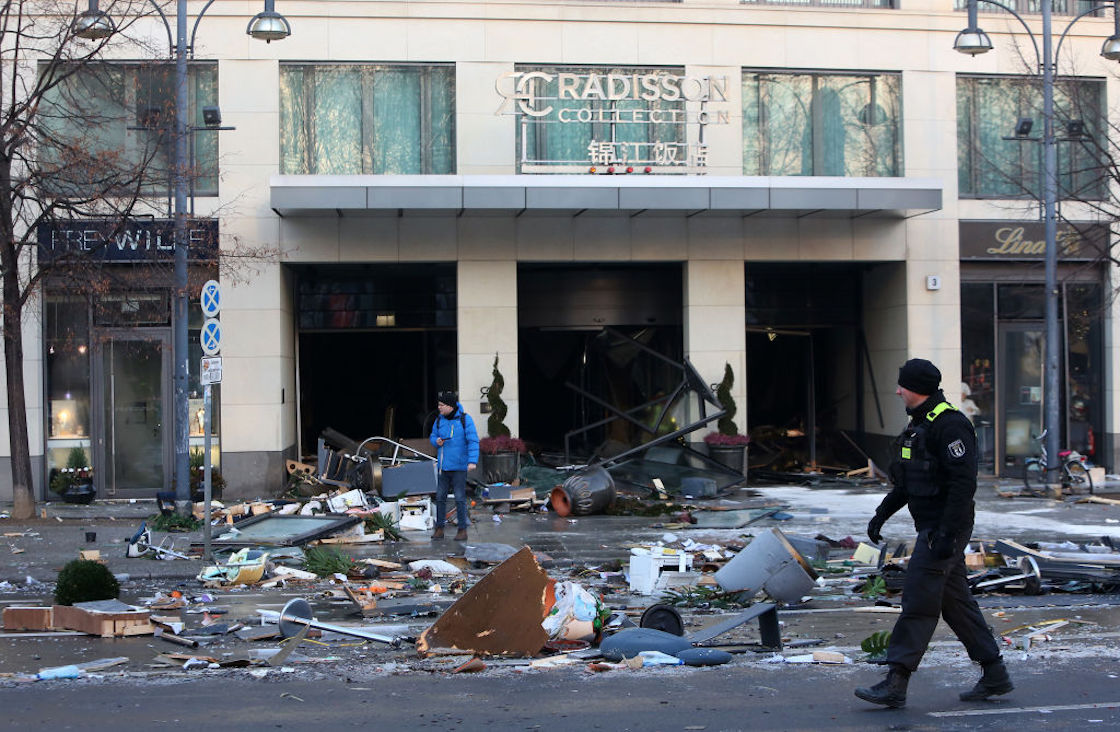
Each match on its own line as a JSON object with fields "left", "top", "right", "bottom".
{"left": 714, "top": 527, "right": 818, "bottom": 603}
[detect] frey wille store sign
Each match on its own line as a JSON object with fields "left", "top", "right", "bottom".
{"left": 38, "top": 219, "right": 218, "bottom": 262}
{"left": 959, "top": 221, "right": 1108, "bottom": 261}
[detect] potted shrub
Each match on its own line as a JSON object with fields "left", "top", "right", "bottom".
{"left": 706, "top": 363, "right": 750, "bottom": 476}
{"left": 189, "top": 448, "right": 225, "bottom": 502}
{"left": 478, "top": 355, "right": 526, "bottom": 483}
{"left": 49, "top": 446, "right": 95, "bottom": 505}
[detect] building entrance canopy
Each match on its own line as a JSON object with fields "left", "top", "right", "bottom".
{"left": 271, "top": 175, "right": 942, "bottom": 218}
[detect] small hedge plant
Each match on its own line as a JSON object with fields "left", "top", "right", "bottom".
{"left": 54, "top": 559, "right": 120, "bottom": 606}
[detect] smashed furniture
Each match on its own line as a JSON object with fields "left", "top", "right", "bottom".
{"left": 125, "top": 523, "right": 191, "bottom": 560}
{"left": 212, "top": 513, "right": 361, "bottom": 547}
{"left": 53, "top": 600, "right": 152, "bottom": 638}
{"left": 197, "top": 548, "right": 270, "bottom": 587}
{"left": 993, "top": 539, "right": 1120, "bottom": 587}
{"left": 971, "top": 556, "right": 1043, "bottom": 595}
{"left": 558, "top": 328, "right": 743, "bottom": 493}
{"left": 629, "top": 546, "right": 696, "bottom": 596}
{"left": 418, "top": 546, "right": 550, "bottom": 657}
{"left": 688, "top": 602, "right": 782, "bottom": 649}
{"left": 714, "top": 527, "right": 818, "bottom": 603}
{"left": 275, "top": 598, "right": 403, "bottom": 647}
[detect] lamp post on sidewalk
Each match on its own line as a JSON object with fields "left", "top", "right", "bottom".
{"left": 75, "top": 0, "right": 291, "bottom": 509}
{"left": 954, "top": 0, "right": 1119, "bottom": 481}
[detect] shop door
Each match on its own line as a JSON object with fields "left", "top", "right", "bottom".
{"left": 998, "top": 323, "right": 1045, "bottom": 471}
{"left": 94, "top": 332, "right": 171, "bottom": 495}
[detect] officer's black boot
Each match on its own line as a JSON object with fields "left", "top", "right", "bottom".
{"left": 959, "top": 659, "right": 1013, "bottom": 701}
{"left": 854, "top": 664, "right": 910, "bottom": 708}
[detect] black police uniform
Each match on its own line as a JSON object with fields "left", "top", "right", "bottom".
{"left": 871, "top": 389, "right": 1001, "bottom": 673}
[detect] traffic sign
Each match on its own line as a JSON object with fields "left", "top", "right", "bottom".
{"left": 200, "top": 318, "right": 222, "bottom": 356}
{"left": 201, "top": 356, "right": 223, "bottom": 385}
{"left": 200, "top": 280, "right": 221, "bottom": 318}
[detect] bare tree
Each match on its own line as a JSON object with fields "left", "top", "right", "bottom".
{"left": 0, "top": 0, "right": 179, "bottom": 518}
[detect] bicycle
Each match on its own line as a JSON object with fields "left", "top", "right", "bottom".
{"left": 1022, "top": 429, "right": 1093, "bottom": 495}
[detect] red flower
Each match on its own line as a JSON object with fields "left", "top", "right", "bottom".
{"left": 703, "top": 432, "right": 750, "bottom": 447}
{"left": 480, "top": 436, "right": 527, "bottom": 454}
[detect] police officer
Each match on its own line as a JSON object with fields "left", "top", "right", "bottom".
{"left": 854, "top": 358, "right": 1013, "bottom": 708}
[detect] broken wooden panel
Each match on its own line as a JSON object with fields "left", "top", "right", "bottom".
{"left": 53, "top": 601, "right": 152, "bottom": 638}
{"left": 3, "top": 606, "right": 54, "bottom": 631}
{"left": 417, "top": 546, "right": 549, "bottom": 658}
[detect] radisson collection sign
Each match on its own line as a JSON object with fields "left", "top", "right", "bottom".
{"left": 496, "top": 69, "right": 730, "bottom": 173}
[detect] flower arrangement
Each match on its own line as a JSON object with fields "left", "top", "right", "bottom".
{"left": 49, "top": 447, "right": 92, "bottom": 495}
{"left": 480, "top": 435, "right": 527, "bottom": 455}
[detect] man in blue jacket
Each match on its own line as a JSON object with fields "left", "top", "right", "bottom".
{"left": 429, "top": 390, "right": 479, "bottom": 541}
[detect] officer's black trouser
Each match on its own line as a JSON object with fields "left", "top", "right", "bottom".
{"left": 885, "top": 526, "right": 1001, "bottom": 673}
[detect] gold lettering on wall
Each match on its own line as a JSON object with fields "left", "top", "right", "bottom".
{"left": 986, "top": 226, "right": 1082, "bottom": 257}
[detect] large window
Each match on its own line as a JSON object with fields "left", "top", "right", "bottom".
{"left": 45, "top": 296, "right": 91, "bottom": 477}
{"left": 40, "top": 63, "right": 219, "bottom": 196}
{"left": 280, "top": 64, "right": 455, "bottom": 175}
{"left": 742, "top": 70, "right": 902, "bottom": 176}
{"left": 744, "top": 0, "right": 893, "bottom": 6}
{"left": 957, "top": 75, "right": 1105, "bottom": 199}
{"left": 954, "top": 0, "right": 1104, "bottom": 16}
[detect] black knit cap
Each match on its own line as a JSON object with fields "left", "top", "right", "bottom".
{"left": 897, "top": 358, "right": 941, "bottom": 395}
{"left": 437, "top": 390, "right": 458, "bottom": 407}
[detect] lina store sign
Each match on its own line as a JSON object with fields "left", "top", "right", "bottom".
{"left": 496, "top": 69, "right": 730, "bottom": 173}
{"left": 959, "top": 221, "right": 1107, "bottom": 262}
{"left": 38, "top": 219, "right": 218, "bottom": 263}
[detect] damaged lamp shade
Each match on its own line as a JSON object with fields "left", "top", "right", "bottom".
{"left": 714, "top": 527, "right": 818, "bottom": 603}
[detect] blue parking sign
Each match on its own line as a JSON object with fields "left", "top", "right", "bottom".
{"left": 201, "top": 280, "right": 221, "bottom": 318}
{"left": 200, "top": 318, "right": 221, "bottom": 356}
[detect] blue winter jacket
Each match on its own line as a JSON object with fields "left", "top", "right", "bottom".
{"left": 430, "top": 403, "right": 480, "bottom": 472}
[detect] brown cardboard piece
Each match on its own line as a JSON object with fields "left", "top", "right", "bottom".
{"left": 417, "top": 545, "right": 549, "bottom": 658}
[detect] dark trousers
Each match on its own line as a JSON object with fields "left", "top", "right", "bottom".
{"left": 886, "top": 527, "right": 1001, "bottom": 672}
{"left": 435, "top": 470, "right": 469, "bottom": 529}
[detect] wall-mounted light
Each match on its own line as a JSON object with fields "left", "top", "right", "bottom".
{"left": 202, "top": 106, "right": 222, "bottom": 127}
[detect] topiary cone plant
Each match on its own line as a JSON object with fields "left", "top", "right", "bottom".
{"left": 479, "top": 354, "right": 523, "bottom": 483}
{"left": 716, "top": 362, "right": 738, "bottom": 436}
{"left": 486, "top": 353, "right": 511, "bottom": 439}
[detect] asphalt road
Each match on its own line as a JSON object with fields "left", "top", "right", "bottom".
{"left": 3, "top": 655, "right": 1120, "bottom": 731}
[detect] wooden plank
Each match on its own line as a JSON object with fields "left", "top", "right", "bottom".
{"left": 2, "top": 607, "right": 53, "bottom": 631}
{"left": 359, "top": 558, "right": 403, "bottom": 570}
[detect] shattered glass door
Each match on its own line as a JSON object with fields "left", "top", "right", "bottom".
{"left": 96, "top": 334, "right": 170, "bottom": 495}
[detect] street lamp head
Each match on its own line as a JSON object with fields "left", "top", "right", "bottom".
{"left": 247, "top": 0, "right": 292, "bottom": 43}
{"left": 1013, "top": 117, "right": 1034, "bottom": 137}
{"left": 72, "top": 0, "right": 115, "bottom": 40}
{"left": 1102, "top": 35, "right": 1120, "bottom": 61}
{"left": 202, "top": 106, "right": 222, "bottom": 127}
{"left": 953, "top": 27, "right": 993, "bottom": 56}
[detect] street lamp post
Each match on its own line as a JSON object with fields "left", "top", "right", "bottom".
{"left": 955, "top": 0, "right": 1118, "bottom": 483}
{"left": 76, "top": 0, "right": 291, "bottom": 509}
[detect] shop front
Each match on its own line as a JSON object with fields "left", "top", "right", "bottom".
{"left": 40, "top": 218, "right": 220, "bottom": 499}
{"left": 959, "top": 221, "right": 1108, "bottom": 476}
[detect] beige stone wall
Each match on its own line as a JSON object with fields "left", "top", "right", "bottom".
{"left": 16, "top": 0, "right": 1120, "bottom": 478}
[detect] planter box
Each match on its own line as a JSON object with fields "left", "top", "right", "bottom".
{"left": 708, "top": 444, "right": 747, "bottom": 477}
